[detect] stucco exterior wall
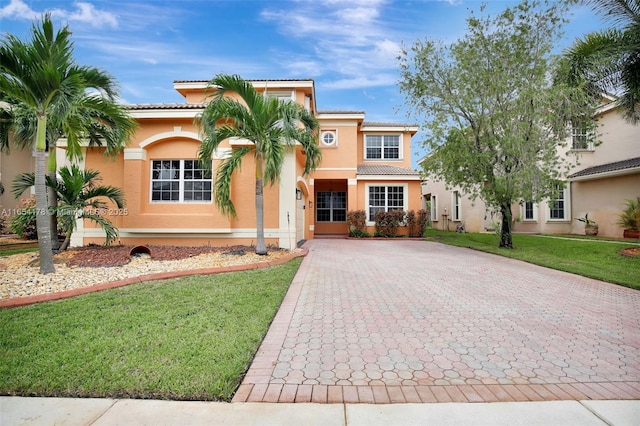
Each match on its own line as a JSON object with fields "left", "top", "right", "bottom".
{"left": 0, "top": 147, "right": 34, "bottom": 213}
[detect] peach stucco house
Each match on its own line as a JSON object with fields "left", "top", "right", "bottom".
{"left": 421, "top": 98, "right": 640, "bottom": 239}
{"left": 2, "top": 79, "right": 420, "bottom": 248}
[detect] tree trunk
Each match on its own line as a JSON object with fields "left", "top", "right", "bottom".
{"left": 34, "top": 114, "right": 55, "bottom": 273}
{"left": 255, "top": 155, "right": 268, "bottom": 255}
{"left": 34, "top": 151, "right": 55, "bottom": 273}
{"left": 47, "top": 164, "right": 60, "bottom": 251}
{"left": 499, "top": 202, "right": 513, "bottom": 249}
{"left": 59, "top": 231, "right": 72, "bottom": 252}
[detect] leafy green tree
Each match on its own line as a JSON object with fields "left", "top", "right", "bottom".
{"left": 12, "top": 165, "right": 124, "bottom": 251}
{"left": 560, "top": 0, "right": 640, "bottom": 122}
{"left": 399, "top": 0, "right": 594, "bottom": 248}
{"left": 197, "top": 74, "right": 321, "bottom": 255}
{"left": 0, "top": 14, "right": 134, "bottom": 272}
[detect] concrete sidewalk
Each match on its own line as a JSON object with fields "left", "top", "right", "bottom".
{"left": 2, "top": 397, "right": 639, "bottom": 425}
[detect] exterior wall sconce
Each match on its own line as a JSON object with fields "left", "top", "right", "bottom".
{"left": 296, "top": 188, "right": 302, "bottom": 200}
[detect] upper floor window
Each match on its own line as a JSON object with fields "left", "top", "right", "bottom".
{"left": 571, "top": 123, "right": 594, "bottom": 150}
{"left": 365, "top": 135, "right": 401, "bottom": 160}
{"left": 321, "top": 130, "right": 337, "bottom": 146}
{"left": 151, "top": 160, "right": 212, "bottom": 203}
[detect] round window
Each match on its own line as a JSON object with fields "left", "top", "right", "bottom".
{"left": 322, "top": 131, "right": 336, "bottom": 145}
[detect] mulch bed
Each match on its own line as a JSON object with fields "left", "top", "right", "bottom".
{"left": 619, "top": 247, "right": 640, "bottom": 258}
{"left": 60, "top": 244, "right": 262, "bottom": 268}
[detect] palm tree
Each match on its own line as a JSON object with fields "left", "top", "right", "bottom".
{"left": 562, "top": 0, "right": 640, "bottom": 122}
{"left": 197, "top": 74, "right": 321, "bottom": 255}
{"left": 0, "top": 14, "right": 134, "bottom": 272}
{"left": 12, "top": 165, "right": 124, "bottom": 251}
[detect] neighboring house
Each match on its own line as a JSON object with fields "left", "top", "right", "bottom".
{"left": 6, "top": 79, "right": 419, "bottom": 247}
{"left": 421, "top": 99, "right": 640, "bottom": 239}
{"left": 0, "top": 147, "right": 34, "bottom": 213}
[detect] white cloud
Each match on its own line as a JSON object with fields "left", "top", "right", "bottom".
{"left": 260, "top": 0, "right": 405, "bottom": 90}
{"left": 0, "top": 0, "right": 39, "bottom": 20}
{"left": 54, "top": 2, "right": 118, "bottom": 29}
{"left": 0, "top": 0, "right": 118, "bottom": 29}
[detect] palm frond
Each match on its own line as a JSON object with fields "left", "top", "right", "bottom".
{"left": 213, "top": 146, "right": 253, "bottom": 218}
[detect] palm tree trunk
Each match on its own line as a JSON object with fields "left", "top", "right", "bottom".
{"left": 255, "top": 155, "right": 268, "bottom": 255}
{"left": 34, "top": 115, "right": 55, "bottom": 273}
{"left": 47, "top": 152, "right": 60, "bottom": 250}
{"left": 47, "top": 173, "right": 60, "bottom": 250}
{"left": 59, "top": 231, "right": 71, "bottom": 252}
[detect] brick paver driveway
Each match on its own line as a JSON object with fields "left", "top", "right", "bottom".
{"left": 234, "top": 239, "right": 640, "bottom": 403}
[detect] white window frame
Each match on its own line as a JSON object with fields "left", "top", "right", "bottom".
{"left": 365, "top": 183, "right": 408, "bottom": 224}
{"left": 264, "top": 90, "right": 294, "bottom": 102}
{"left": 364, "top": 134, "right": 403, "bottom": 160}
{"left": 150, "top": 159, "right": 212, "bottom": 203}
{"left": 430, "top": 195, "right": 438, "bottom": 222}
{"left": 320, "top": 130, "right": 338, "bottom": 147}
{"left": 546, "top": 183, "right": 571, "bottom": 222}
{"left": 451, "top": 190, "right": 462, "bottom": 221}
{"left": 520, "top": 201, "right": 538, "bottom": 222}
{"left": 571, "top": 125, "right": 594, "bottom": 151}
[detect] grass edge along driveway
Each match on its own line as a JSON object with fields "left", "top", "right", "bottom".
{"left": 0, "top": 258, "right": 302, "bottom": 402}
{"left": 424, "top": 230, "right": 639, "bottom": 290}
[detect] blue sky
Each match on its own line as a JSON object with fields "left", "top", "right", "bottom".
{"left": 1, "top": 0, "right": 606, "bottom": 165}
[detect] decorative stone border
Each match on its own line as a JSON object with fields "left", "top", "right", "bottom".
{"left": 0, "top": 248, "right": 308, "bottom": 309}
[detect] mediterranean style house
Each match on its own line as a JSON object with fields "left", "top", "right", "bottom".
{"left": 1, "top": 78, "right": 422, "bottom": 248}
{"left": 421, "top": 97, "right": 640, "bottom": 239}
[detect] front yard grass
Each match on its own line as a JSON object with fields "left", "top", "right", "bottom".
{"left": 0, "top": 258, "right": 302, "bottom": 401}
{"left": 425, "top": 230, "right": 640, "bottom": 290}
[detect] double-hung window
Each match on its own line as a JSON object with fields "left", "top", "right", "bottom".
{"left": 367, "top": 185, "right": 405, "bottom": 221}
{"left": 151, "top": 160, "right": 212, "bottom": 202}
{"left": 430, "top": 195, "right": 438, "bottom": 222}
{"left": 521, "top": 201, "right": 537, "bottom": 221}
{"left": 571, "top": 121, "right": 594, "bottom": 150}
{"left": 451, "top": 191, "right": 462, "bottom": 221}
{"left": 548, "top": 183, "right": 569, "bottom": 220}
{"left": 316, "top": 191, "right": 347, "bottom": 222}
{"left": 365, "top": 135, "right": 401, "bottom": 160}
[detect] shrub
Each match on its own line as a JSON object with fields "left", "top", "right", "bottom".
{"left": 374, "top": 210, "right": 405, "bottom": 237}
{"left": 10, "top": 196, "right": 38, "bottom": 240}
{"left": 618, "top": 196, "right": 640, "bottom": 230}
{"left": 417, "top": 209, "right": 429, "bottom": 236}
{"left": 349, "top": 228, "right": 371, "bottom": 238}
{"left": 347, "top": 210, "right": 368, "bottom": 236}
{"left": 0, "top": 211, "right": 9, "bottom": 235}
{"left": 406, "top": 210, "right": 417, "bottom": 237}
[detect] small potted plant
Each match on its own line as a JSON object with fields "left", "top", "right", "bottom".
{"left": 618, "top": 196, "right": 640, "bottom": 239}
{"left": 576, "top": 213, "right": 598, "bottom": 236}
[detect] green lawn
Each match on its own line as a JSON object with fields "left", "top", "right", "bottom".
{"left": 425, "top": 230, "right": 640, "bottom": 290}
{"left": 0, "top": 258, "right": 302, "bottom": 401}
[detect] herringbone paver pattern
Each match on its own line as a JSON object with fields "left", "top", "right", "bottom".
{"left": 233, "top": 240, "right": 640, "bottom": 403}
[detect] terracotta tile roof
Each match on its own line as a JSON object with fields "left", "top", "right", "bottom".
{"left": 126, "top": 103, "right": 206, "bottom": 110}
{"left": 357, "top": 164, "right": 421, "bottom": 176}
{"left": 569, "top": 156, "right": 640, "bottom": 179}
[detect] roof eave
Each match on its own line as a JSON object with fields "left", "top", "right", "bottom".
{"left": 569, "top": 166, "right": 640, "bottom": 181}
